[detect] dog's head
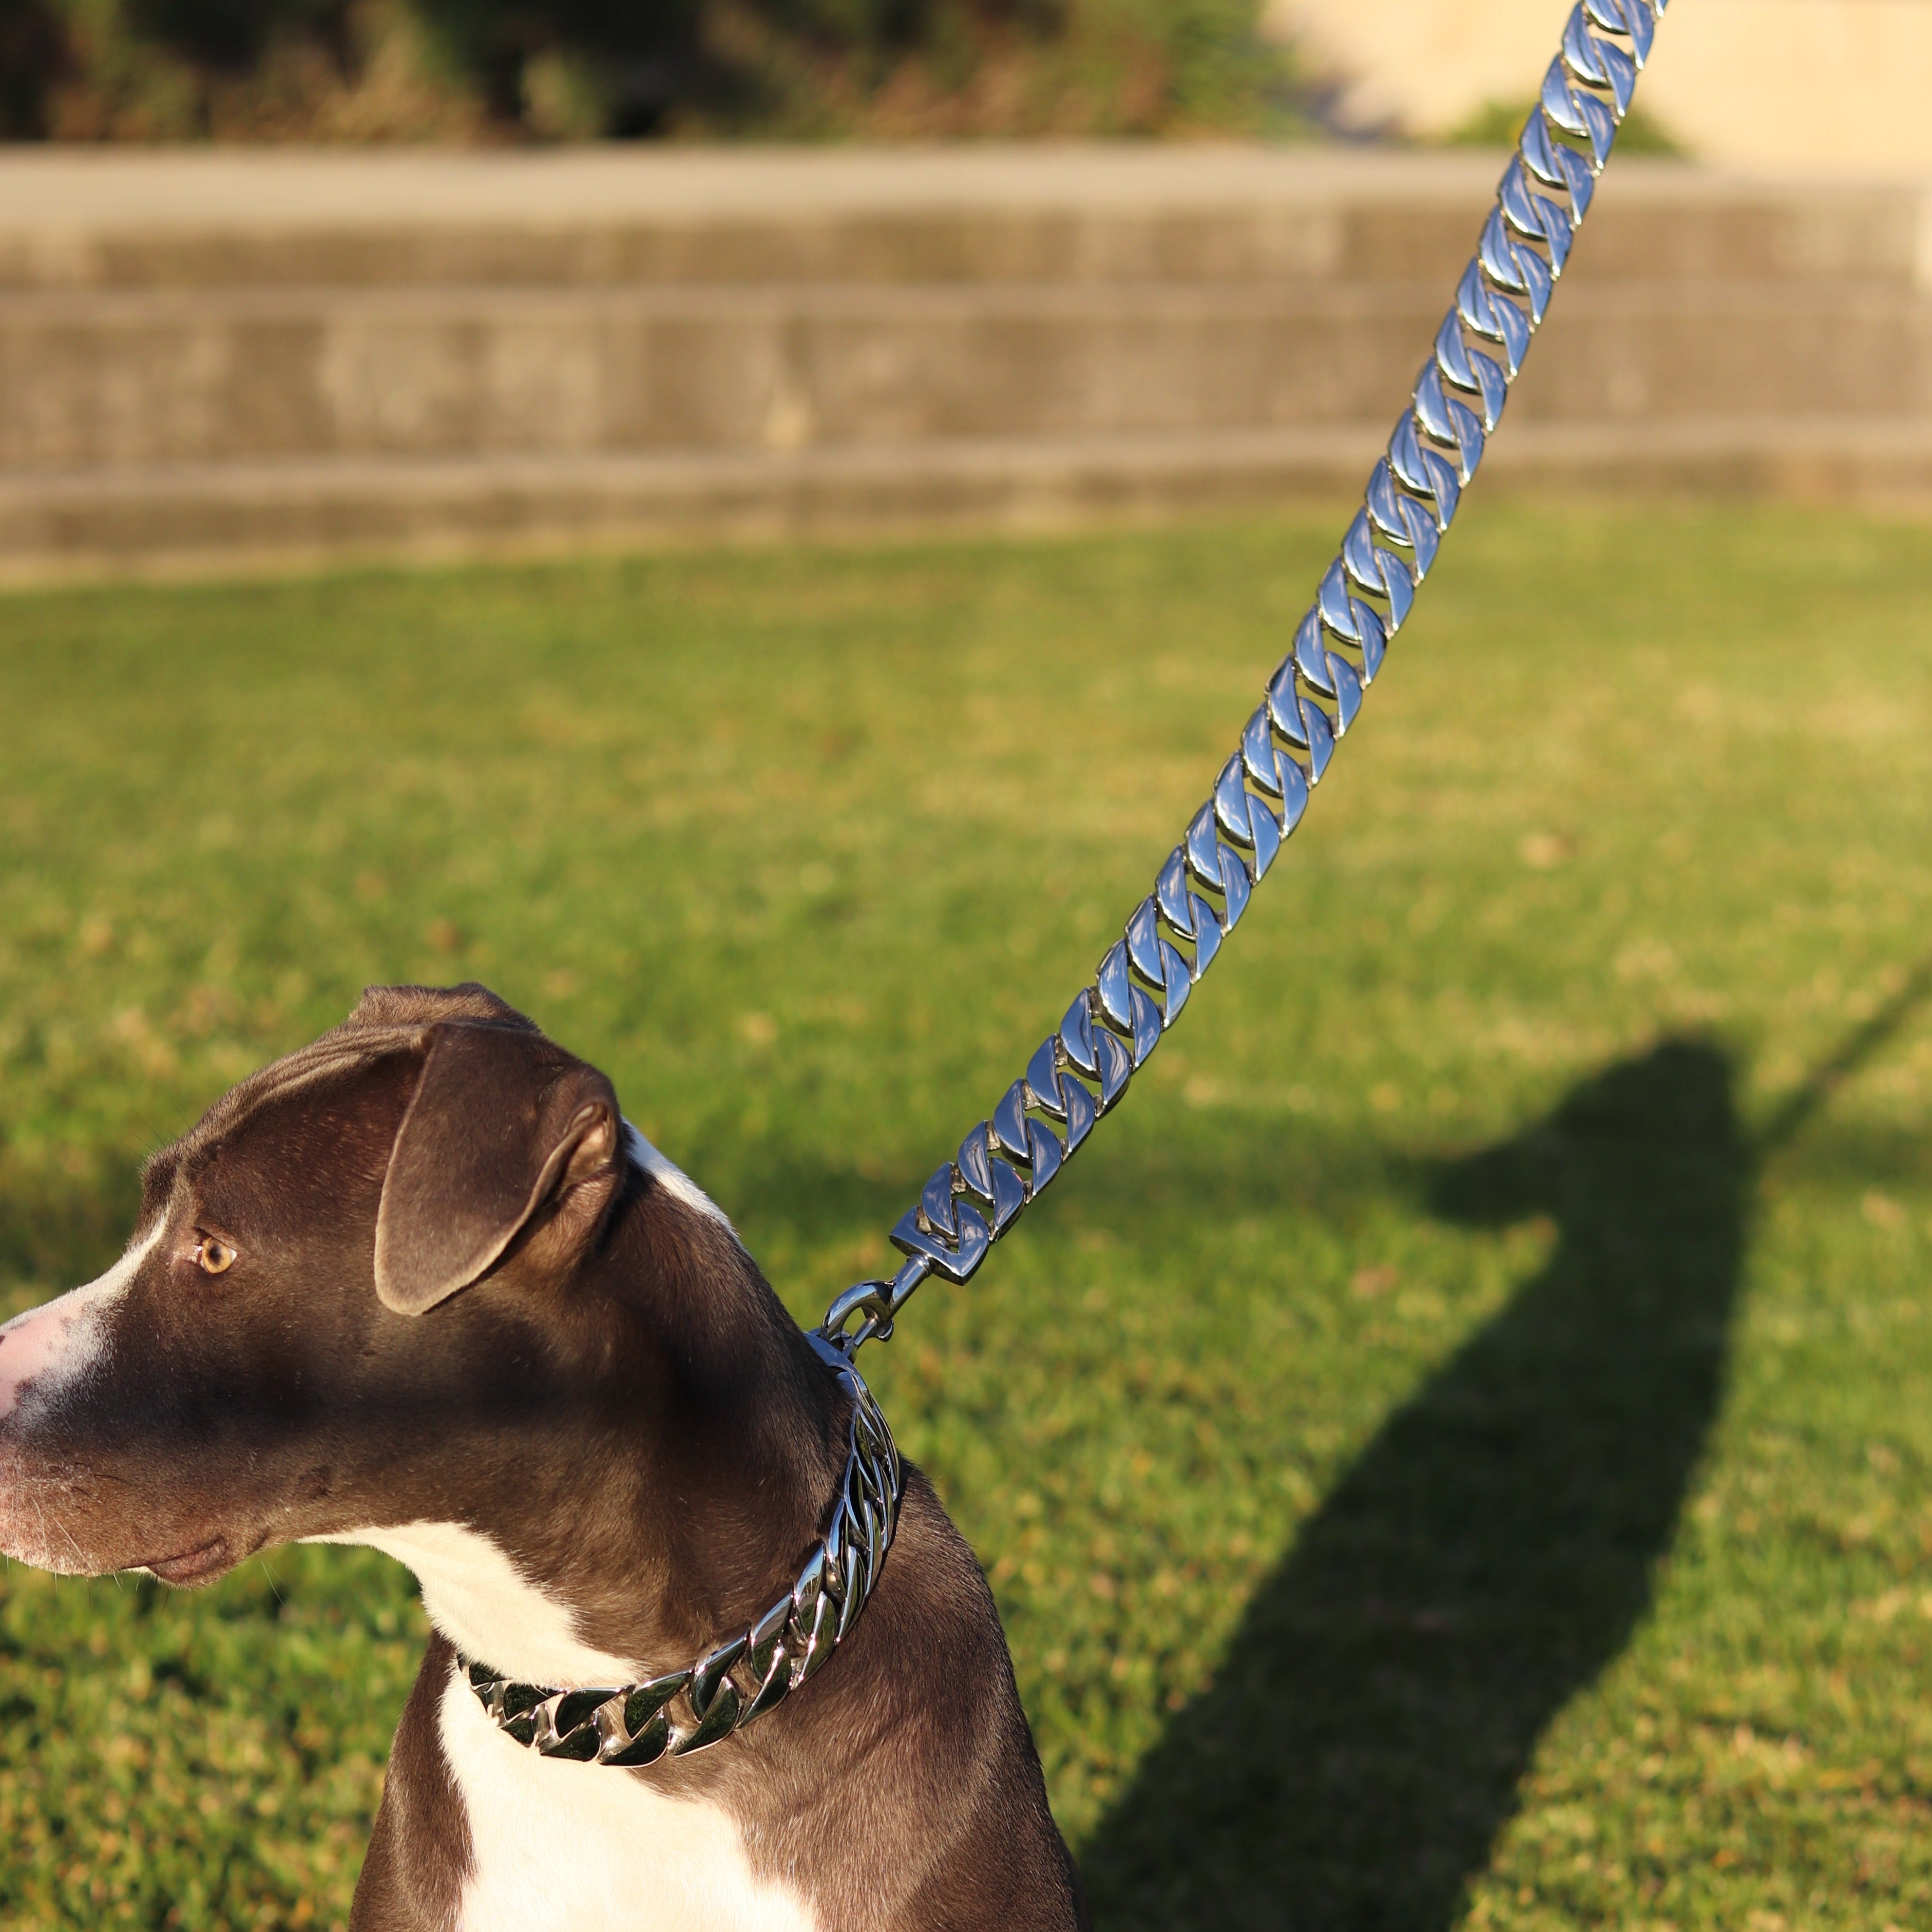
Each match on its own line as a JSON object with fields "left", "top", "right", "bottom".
{"left": 0, "top": 983, "right": 639, "bottom": 1585}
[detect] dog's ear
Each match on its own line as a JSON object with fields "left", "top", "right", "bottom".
{"left": 374, "top": 1022, "right": 621, "bottom": 1316}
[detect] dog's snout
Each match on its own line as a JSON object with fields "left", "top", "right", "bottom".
{"left": 0, "top": 1305, "right": 64, "bottom": 1422}
{"left": 0, "top": 1294, "right": 104, "bottom": 1424}
{"left": 0, "top": 1223, "right": 160, "bottom": 1426}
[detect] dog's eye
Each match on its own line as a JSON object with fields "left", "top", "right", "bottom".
{"left": 195, "top": 1235, "right": 237, "bottom": 1276}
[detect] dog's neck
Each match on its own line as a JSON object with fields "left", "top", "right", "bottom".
{"left": 309, "top": 1135, "right": 840, "bottom": 1691}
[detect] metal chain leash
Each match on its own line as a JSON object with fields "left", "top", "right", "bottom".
{"left": 469, "top": 0, "right": 1666, "bottom": 1766}
{"left": 820, "top": 0, "right": 1665, "bottom": 1358}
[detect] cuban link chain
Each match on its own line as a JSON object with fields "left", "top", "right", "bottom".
{"left": 469, "top": 0, "right": 1665, "bottom": 1767}
{"left": 820, "top": 0, "right": 1664, "bottom": 1356}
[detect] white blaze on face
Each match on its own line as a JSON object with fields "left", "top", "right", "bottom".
{"left": 0, "top": 1223, "right": 162, "bottom": 1425}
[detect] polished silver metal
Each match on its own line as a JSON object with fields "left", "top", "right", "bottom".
{"left": 461, "top": 1332, "right": 902, "bottom": 1764}
{"left": 819, "top": 0, "right": 1668, "bottom": 1358}
{"left": 469, "top": 0, "right": 1662, "bottom": 1767}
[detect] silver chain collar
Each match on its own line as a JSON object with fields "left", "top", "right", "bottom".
{"left": 464, "top": 1333, "right": 901, "bottom": 1764}
{"left": 470, "top": 0, "right": 1663, "bottom": 1766}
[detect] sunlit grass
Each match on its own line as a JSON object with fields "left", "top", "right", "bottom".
{"left": 2, "top": 501, "right": 1929, "bottom": 1928}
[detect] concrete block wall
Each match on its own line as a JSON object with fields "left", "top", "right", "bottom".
{"left": 0, "top": 147, "right": 1925, "bottom": 572}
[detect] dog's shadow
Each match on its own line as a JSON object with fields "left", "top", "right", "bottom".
{"left": 1079, "top": 1037, "right": 1748, "bottom": 1930}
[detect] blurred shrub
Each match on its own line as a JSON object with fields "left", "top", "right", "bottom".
{"left": 0, "top": 0, "right": 1310, "bottom": 139}
{"left": 0, "top": 1, "right": 68, "bottom": 134}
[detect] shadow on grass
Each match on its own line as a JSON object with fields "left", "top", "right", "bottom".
{"left": 716, "top": 1122, "right": 1395, "bottom": 1262}
{"left": 1080, "top": 1037, "right": 1748, "bottom": 1930}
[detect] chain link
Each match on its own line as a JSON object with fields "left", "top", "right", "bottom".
{"left": 469, "top": 0, "right": 1664, "bottom": 1766}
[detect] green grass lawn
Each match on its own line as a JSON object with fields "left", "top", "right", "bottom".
{"left": 1, "top": 500, "right": 1929, "bottom": 1931}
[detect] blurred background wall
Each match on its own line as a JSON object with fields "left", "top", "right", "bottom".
{"left": 0, "top": 0, "right": 1925, "bottom": 576}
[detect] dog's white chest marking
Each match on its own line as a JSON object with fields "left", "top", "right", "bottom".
{"left": 313, "top": 1525, "right": 820, "bottom": 1928}
{"left": 304, "top": 1519, "right": 638, "bottom": 1687}
{"left": 439, "top": 1666, "right": 819, "bottom": 1932}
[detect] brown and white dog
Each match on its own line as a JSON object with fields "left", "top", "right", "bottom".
{"left": 0, "top": 984, "right": 1084, "bottom": 1931}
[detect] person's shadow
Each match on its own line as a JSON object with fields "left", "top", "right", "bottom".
{"left": 1080, "top": 1036, "right": 1748, "bottom": 1929}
